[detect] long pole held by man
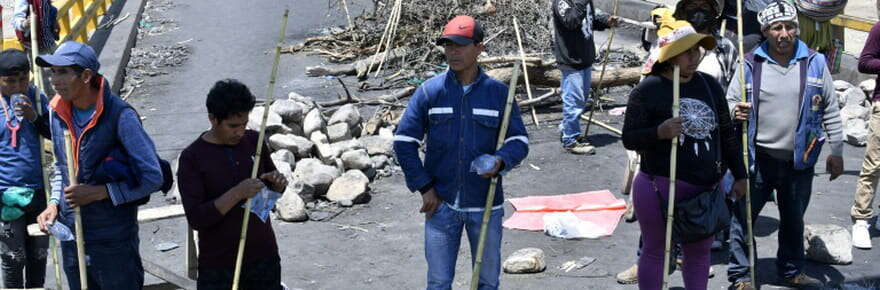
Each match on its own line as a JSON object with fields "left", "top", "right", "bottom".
{"left": 735, "top": 0, "right": 758, "bottom": 286}
{"left": 63, "top": 131, "right": 88, "bottom": 290}
{"left": 28, "top": 5, "right": 63, "bottom": 290}
{"left": 231, "top": 9, "right": 289, "bottom": 290}
{"left": 470, "top": 62, "right": 521, "bottom": 290}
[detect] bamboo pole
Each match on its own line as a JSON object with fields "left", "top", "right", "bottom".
{"left": 736, "top": 0, "right": 757, "bottom": 285}
{"left": 661, "top": 65, "right": 680, "bottom": 290}
{"left": 30, "top": 6, "right": 63, "bottom": 290}
{"left": 512, "top": 16, "right": 540, "bottom": 126}
{"left": 63, "top": 131, "right": 87, "bottom": 290}
{"left": 373, "top": 0, "right": 402, "bottom": 78}
{"left": 583, "top": 0, "right": 619, "bottom": 138}
{"left": 469, "top": 63, "right": 521, "bottom": 290}
{"left": 366, "top": 0, "right": 397, "bottom": 76}
{"left": 231, "top": 9, "right": 289, "bottom": 290}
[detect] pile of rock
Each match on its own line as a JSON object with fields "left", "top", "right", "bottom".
{"left": 166, "top": 92, "right": 399, "bottom": 223}
{"left": 262, "top": 92, "right": 398, "bottom": 222}
{"left": 835, "top": 80, "right": 873, "bottom": 146}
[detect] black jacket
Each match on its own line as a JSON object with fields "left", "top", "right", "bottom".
{"left": 551, "top": 0, "right": 610, "bottom": 71}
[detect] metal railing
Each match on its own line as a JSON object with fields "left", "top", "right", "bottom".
{"left": 2, "top": 0, "right": 113, "bottom": 50}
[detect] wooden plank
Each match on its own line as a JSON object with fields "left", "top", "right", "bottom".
{"left": 28, "top": 205, "right": 186, "bottom": 237}
{"left": 830, "top": 15, "right": 877, "bottom": 32}
{"left": 142, "top": 258, "right": 197, "bottom": 290}
{"left": 138, "top": 204, "right": 186, "bottom": 223}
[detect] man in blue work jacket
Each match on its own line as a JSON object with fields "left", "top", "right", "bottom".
{"left": 393, "top": 15, "right": 529, "bottom": 290}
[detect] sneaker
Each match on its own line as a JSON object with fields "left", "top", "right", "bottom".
{"left": 616, "top": 264, "right": 638, "bottom": 284}
{"left": 709, "top": 266, "right": 716, "bottom": 278}
{"left": 853, "top": 220, "right": 872, "bottom": 249}
{"left": 564, "top": 141, "right": 596, "bottom": 155}
{"left": 781, "top": 273, "right": 822, "bottom": 287}
{"left": 730, "top": 281, "right": 756, "bottom": 290}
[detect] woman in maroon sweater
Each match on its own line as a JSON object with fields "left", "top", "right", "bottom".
{"left": 852, "top": 21, "right": 880, "bottom": 250}
{"left": 177, "top": 79, "right": 287, "bottom": 290}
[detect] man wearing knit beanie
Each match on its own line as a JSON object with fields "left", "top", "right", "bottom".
{"left": 725, "top": 1, "right": 843, "bottom": 289}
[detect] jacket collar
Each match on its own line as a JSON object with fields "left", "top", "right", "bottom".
{"left": 754, "top": 39, "right": 809, "bottom": 66}
{"left": 444, "top": 66, "right": 487, "bottom": 89}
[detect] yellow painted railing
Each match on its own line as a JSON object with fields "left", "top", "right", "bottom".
{"left": 2, "top": 0, "right": 113, "bottom": 51}
{"left": 830, "top": 14, "right": 877, "bottom": 33}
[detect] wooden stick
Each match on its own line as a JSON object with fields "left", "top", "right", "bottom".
{"left": 340, "top": 0, "right": 353, "bottom": 28}
{"left": 584, "top": 0, "right": 619, "bottom": 138}
{"left": 579, "top": 115, "right": 622, "bottom": 136}
{"left": 64, "top": 131, "right": 88, "bottom": 290}
{"left": 374, "top": 0, "right": 402, "bottom": 78}
{"left": 513, "top": 16, "right": 540, "bottom": 126}
{"left": 30, "top": 6, "right": 63, "bottom": 290}
{"left": 736, "top": 0, "right": 757, "bottom": 285}
{"left": 365, "top": 0, "right": 396, "bottom": 76}
{"left": 231, "top": 9, "right": 290, "bottom": 290}
{"left": 470, "top": 63, "right": 521, "bottom": 290}
{"left": 661, "top": 65, "right": 680, "bottom": 290}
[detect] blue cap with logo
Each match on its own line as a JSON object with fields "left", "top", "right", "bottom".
{"left": 35, "top": 41, "right": 100, "bottom": 72}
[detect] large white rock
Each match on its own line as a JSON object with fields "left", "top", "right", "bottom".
{"left": 845, "top": 118, "right": 870, "bottom": 147}
{"left": 328, "top": 104, "right": 361, "bottom": 127}
{"left": 360, "top": 135, "right": 394, "bottom": 156}
{"left": 302, "top": 109, "right": 325, "bottom": 138}
{"left": 804, "top": 224, "right": 853, "bottom": 265}
{"left": 271, "top": 99, "right": 305, "bottom": 125}
{"left": 247, "top": 106, "right": 287, "bottom": 134}
{"left": 860, "top": 79, "right": 876, "bottom": 98}
{"left": 315, "top": 143, "right": 342, "bottom": 163}
{"left": 835, "top": 80, "right": 868, "bottom": 108}
{"left": 292, "top": 158, "right": 340, "bottom": 196}
{"left": 275, "top": 186, "right": 308, "bottom": 222}
{"left": 331, "top": 139, "right": 365, "bottom": 155}
{"left": 326, "top": 123, "right": 353, "bottom": 143}
{"left": 326, "top": 170, "right": 370, "bottom": 203}
{"left": 270, "top": 149, "right": 295, "bottom": 164}
{"left": 287, "top": 92, "right": 315, "bottom": 111}
{"left": 371, "top": 155, "right": 390, "bottom": 169}
{"left": 310, "top": 131, "right": 329, "bottom": 145}
{"left": 268, "top": 134, "right": 314, "bottom": 158}
{"left": 341, "top": 149, "right": 372, "bottom": 170}
{"left": 503, "top": 248, "right": 546, "bottom": 274}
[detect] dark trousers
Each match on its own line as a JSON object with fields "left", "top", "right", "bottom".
{"left": 0, "top": 209, "right": 48, "bottom": 288}
{"left": 197, "top": 256, "right": 283, "bottom": 290}
{"left": 61, "top": 233, "right": 144, "bottom": 290}
{"left": 727, "top": 150, "right": 815, "bottom": 282}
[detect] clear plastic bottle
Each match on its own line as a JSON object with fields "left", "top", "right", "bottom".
{"left": 48, "top": 222, "right": 75, "bottom": 241}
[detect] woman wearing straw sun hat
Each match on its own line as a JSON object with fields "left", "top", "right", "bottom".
{"left": 622, "top": 17, "right": 748, "bottom": 290}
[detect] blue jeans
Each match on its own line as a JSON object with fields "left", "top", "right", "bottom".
{"left": 425, "top": 203, "right": 503, "bottom": 290}
{"left": 559, "top": 68, "right": 593, "bottom": 147}
{"left": 61, "top": 233, "right": 144, "bottom": 290}
{"left": 727, "top": 149, "right": 815, "bottom": 282}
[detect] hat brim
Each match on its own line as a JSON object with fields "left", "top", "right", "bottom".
{"left": 657, "top": 34, "right": 717, "bottom": 63}
{"left": 35, "top": 54, "right": 77, "bottom": 68}
{"left": 436, "top": 35, "right": 474, "bottom": 46}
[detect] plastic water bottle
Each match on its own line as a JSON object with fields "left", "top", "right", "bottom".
{"left": 10, "top": 94, "right": 27, "bottom": 122}
{"left": 47, "top": 222, "right": 74, "bottom": 241}
{"left": 470, "top": 154, "right": 499, "bottom": 175}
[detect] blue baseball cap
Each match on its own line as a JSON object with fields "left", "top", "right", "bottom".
{"left": 36, "top": 41, "right": 100, "bottom": 72}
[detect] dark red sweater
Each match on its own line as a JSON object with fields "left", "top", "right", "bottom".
{"left": 177, "top": 130, "right": 279, "bottom": 268}
{"left": 859, "top": 22, "right": 880, "bottom": 101}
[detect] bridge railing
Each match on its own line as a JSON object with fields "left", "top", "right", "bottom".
{"left": 2, "top": 0, "right": 113, "bottom": 50}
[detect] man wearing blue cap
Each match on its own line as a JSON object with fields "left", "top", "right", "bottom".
{"left": 0, "top": 49, "right": 51, "bottom": 289}
{"left": 34, "top": 41, "right": 164, "bottom": 290}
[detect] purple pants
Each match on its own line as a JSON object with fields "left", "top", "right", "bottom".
{"left": 633, "top": 172, "right": 714, "bottom": 290}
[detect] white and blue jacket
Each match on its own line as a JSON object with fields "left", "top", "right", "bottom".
{"left": 393, "top": 68, "right": 529, "bottom": 210}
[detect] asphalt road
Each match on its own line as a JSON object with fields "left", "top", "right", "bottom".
{"left": 70, "top": 0, "right": 880, "bottom": 289}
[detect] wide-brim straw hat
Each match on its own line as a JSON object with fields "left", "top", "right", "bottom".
{"left": 656, "top": 19, "right": 717, "bottom": 63}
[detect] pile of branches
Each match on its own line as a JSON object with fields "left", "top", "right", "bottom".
{"left": 288, "top": 0, "right": 555, "bottom": 73}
